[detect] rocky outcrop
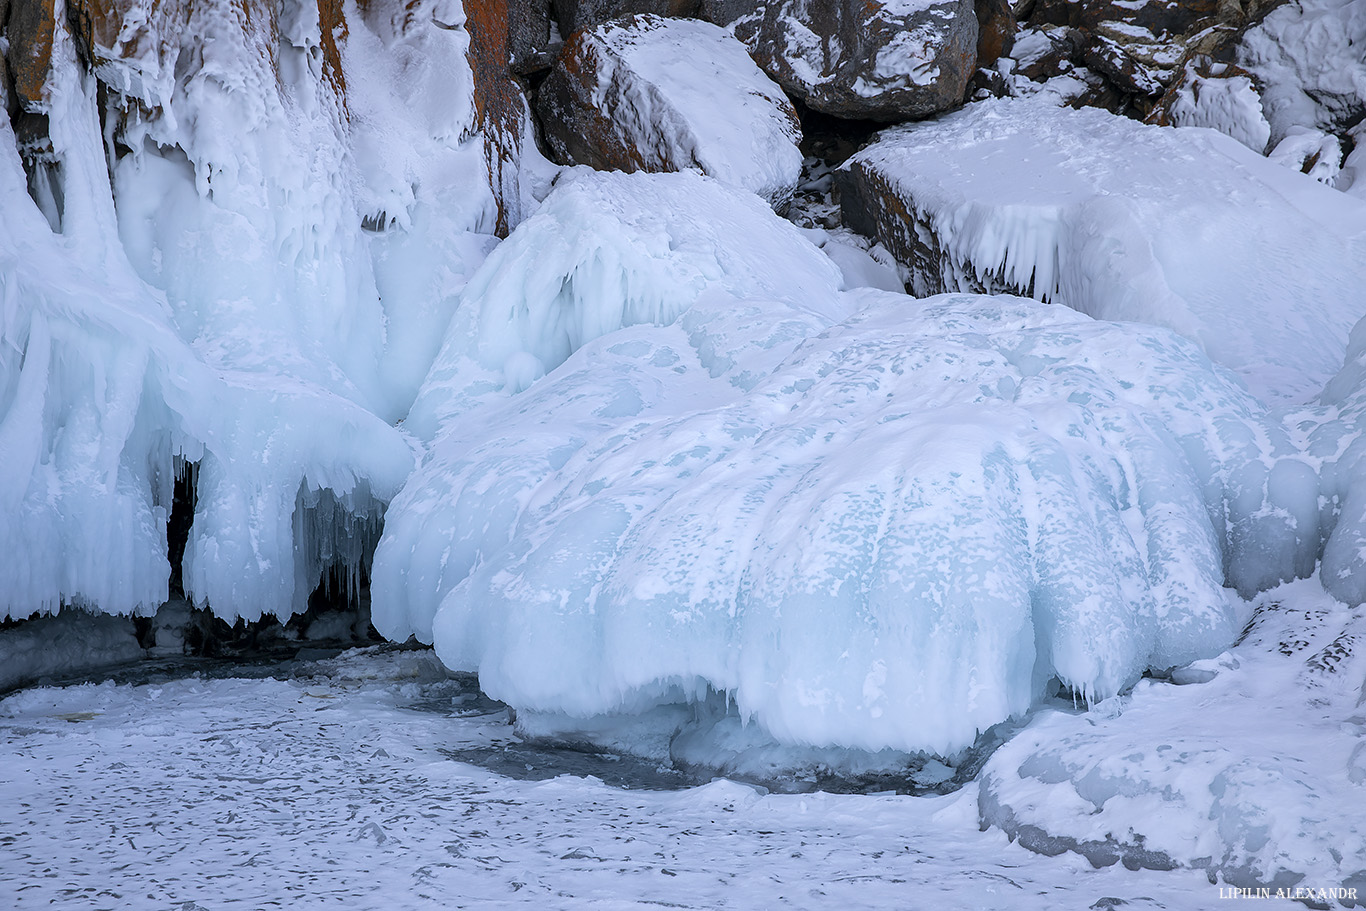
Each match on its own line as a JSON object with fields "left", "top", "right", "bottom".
{"left": 747, "top": 0, "right": 979, "bottom": 121}
{"left": 508, "top": 0, "right": 552, "bottom": 73}
{"left": 5, "top": 0, "right": 56, "bottom": 109}
{"left": 553, "top": 0, "right": 699, "bottom": 38}
{"left": 1008, "top": 0, "right": 1286, "bottom": 116}
{"left": 465, "top": 0, "right": 532, "bottom": 235}
{"left": 975, "top": 0, "right": 1017, "bottom": 70}
{"left": 536, "top": 13, "right": 802, "bottom": 205}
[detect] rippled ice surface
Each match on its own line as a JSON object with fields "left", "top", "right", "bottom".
{"left": 0, "top": 647, "right": 1290, "bottom": 910}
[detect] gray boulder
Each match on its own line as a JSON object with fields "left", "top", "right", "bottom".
{"left": 748, "top": 0, "right": 979, "bottom": 121}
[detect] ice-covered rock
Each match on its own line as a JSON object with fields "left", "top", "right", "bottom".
{"left": 1147, "top": 57, "right": 1272, "bottom": 154}
{"left": 1239, "top": 0, "right": 1366, "bottom": 145}
{"left": 399, "top": 168, "right": 846, "bottom": 442}
{"left": 837, "top": 96, "right": 1366, "bottom": 402}
{"left": 745, "top": 0, "right": 979, "bottom": 121}
{"left": 536, "top": 15, "right": 803, "bottom": 206}
{"left": 375, "top": 286, "right": 1300, "bottom": 756}
{"left": 1267, "top": 125, "right": 1344, "bottom": 184}
{"left": 979, "top": 578, "right": 1366, "bottom": 897}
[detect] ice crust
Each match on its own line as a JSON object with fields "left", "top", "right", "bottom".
{"left": 0, "top": 0, "right": 502, "bottom": 621}
{"left": 843, "top": 96, "right": 1366, "bottom": 402}
{"left": 979, "top": 578, "right": 1366, "bottom": 895}
{"left": 375, "top": 266, "right": 1303, "bottom": 755}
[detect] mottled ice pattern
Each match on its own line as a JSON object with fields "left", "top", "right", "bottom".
{"left": 375, "top": 286, "right": 1299, "bottom": 756}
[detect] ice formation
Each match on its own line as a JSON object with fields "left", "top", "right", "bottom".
{"left": 400, "top": 169, "right": 847, "bottom": 442}
{"left": 375, "top": 285, "right": 1304, "bottom": 756}
{"left": 0, "top": 0, "right": 506, "bottom": 622}
{"left": 839, "top": 96, "right": 1366, "bottom": 402}
{"left": 1153, "top": 59, "right": 1272, "bottom": 154}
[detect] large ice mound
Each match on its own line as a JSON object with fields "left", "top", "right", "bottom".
{"left": 374, "top": 290, "right": 1294, "bottom": 756}
{"left": 838, "top": 95, "right": 1366, "bottom": 403}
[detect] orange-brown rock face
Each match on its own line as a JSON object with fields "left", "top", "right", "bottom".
{"left": 6, "top": 0, "right": 57, "bottom": 109}
{"left": 466, "top": 0, "right": 526, "bottom": 236}
{"left": 975, "top": 0, "right": 1017, "bottom": 70}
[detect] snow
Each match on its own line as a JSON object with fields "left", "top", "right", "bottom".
{"left": 843, "top": 96, "right": 1366, "bottom": 402}
{"left": 374, "top": 286, "right": 1308, "bottom": 758}
{"left": 1267, "top": 126, "right": 1344, "bottom": 185}
{"left": 0, "top": 645, "right": 1312, "bottom": 910}
{"left": 0, "top": 0, "right": 509, "bottom": 623}
{"left": 398, "top": 169, "right": 846, "bottom": 443}
{"left": 577, "top": 15, "right": 804, "bottom": 206}
{"left": 979, "top": 577, "right": 1366, "bottom": 897}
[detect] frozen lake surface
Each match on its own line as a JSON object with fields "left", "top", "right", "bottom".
{"left": 0, "top": 647, "right": 1303, "bottom": 910}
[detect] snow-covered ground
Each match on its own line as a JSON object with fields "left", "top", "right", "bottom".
{"left": 0, "top": 642, "right": 1329, "bottom": 911}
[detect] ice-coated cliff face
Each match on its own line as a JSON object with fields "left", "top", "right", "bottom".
{"left": 0, "top": 0, "right": 529, "bottom": 621}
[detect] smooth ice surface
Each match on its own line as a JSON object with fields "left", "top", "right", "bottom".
{"left": 844, "top": 96, "right": 1366, "bottom": 402}
{"left": 979, "top": 576, "right": 1366, "bottom": 896}
{"left": 0, "top": 645, "right": 1297, "bottom": 911}
{"left": 0, "top": 0, "right": 507, "bottom": 622}
{"left": 400, "top": 169, "right": 846, "bottom": 441}
{"left": 375, "top": 288, "right": 1300, "bottom": 756}
{"left": 575, "top": 15, "right": 804, "bottom": 205}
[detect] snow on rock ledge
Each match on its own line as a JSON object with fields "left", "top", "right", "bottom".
{"left": 376, "top": 290, "right": 1291, "bottom": 756}
{"left": 399, "top": 169, "right": 845, "bottom": 443}
{"left": 536, "top": 15, "right": 803, "bottom": 206}
{"left": 837, "top": 96, "right": 1366, "bottom": 403}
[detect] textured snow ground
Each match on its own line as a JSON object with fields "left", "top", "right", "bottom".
{"left": 0, "top": 646, "right": 1314, "bottom": 911}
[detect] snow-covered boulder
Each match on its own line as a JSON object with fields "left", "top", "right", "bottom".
{"left": 536, "top": 15, "right": 803, "bottom": 206}
{"left": 398, "top": 169, "right": 845, "bottom": 443}
{"left": 978, "top": 579, "right": 1366, "bottom": 897}
{"left": 837, "top": 96, "right": 1366, "bottom": 403}
{"left": 745, "top": 0, "right": 979, "bottom": 121}
{"left": 375, "top": 285, "right": 1298, "bottom": 757}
